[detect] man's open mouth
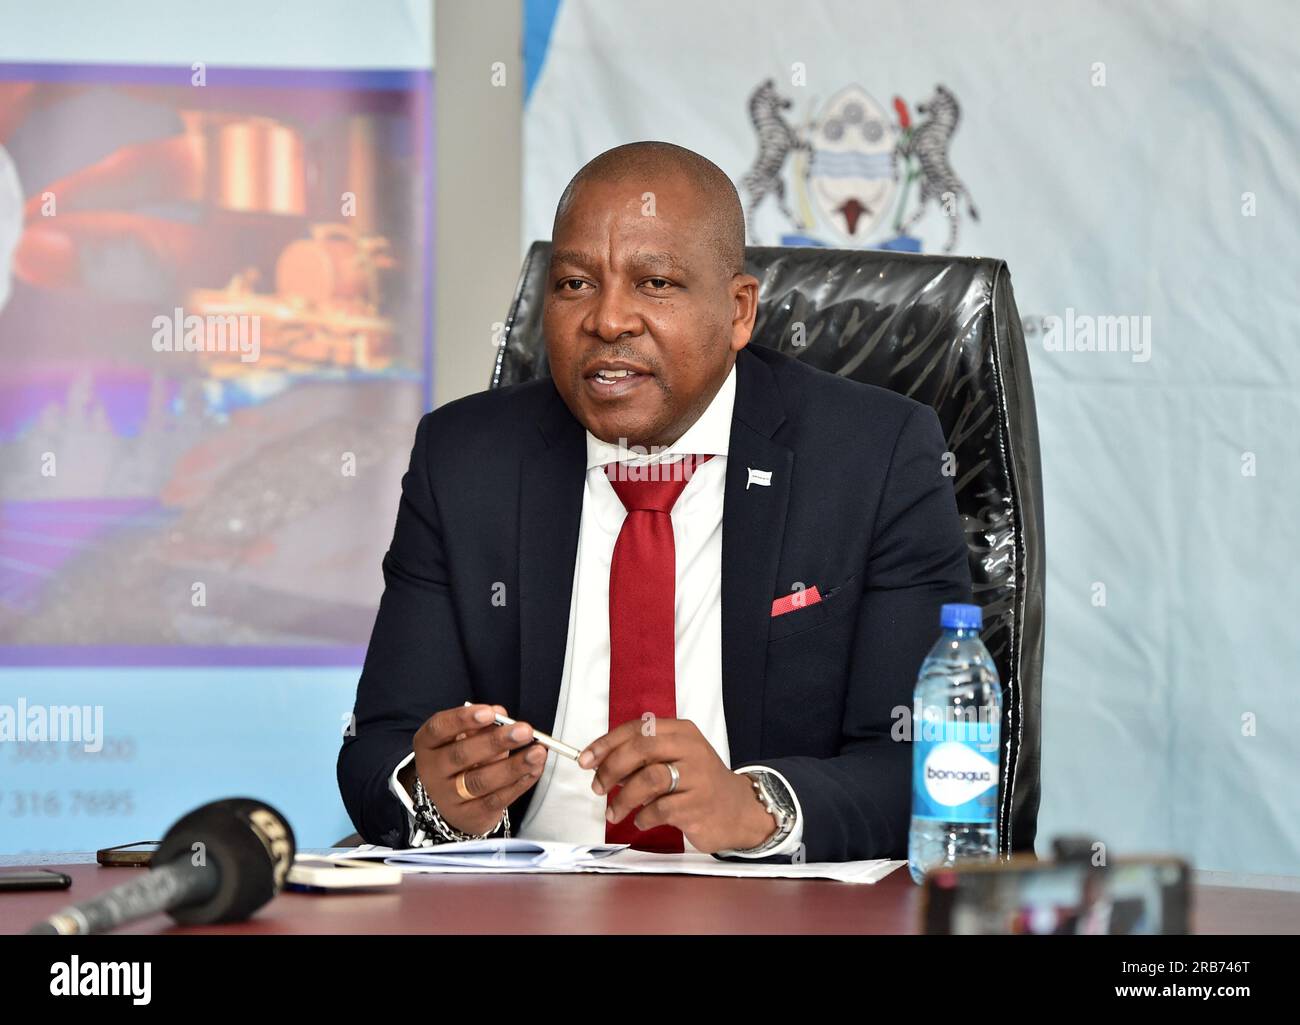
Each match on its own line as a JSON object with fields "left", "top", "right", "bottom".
{"left": 592, "top": 368, "right": 642, "bottom": 384}
{"left": 584, "top": 363, "right": 650, "bottom": 395}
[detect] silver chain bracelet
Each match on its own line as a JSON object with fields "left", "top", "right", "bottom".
{"left": 412, "top": 777, "right": 510, "bottom": 845}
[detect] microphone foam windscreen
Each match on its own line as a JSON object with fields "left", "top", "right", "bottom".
{"left": 154, "top": 797, "right": 297, "bottom": 925}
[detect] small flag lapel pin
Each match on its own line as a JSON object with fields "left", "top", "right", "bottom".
{"left": 747, "top": 467, "right": 773, "bottom": 490}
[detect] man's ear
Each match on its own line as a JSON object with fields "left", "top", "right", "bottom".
{"left": 730, "top": 273, "right": 760, "bottom": 352}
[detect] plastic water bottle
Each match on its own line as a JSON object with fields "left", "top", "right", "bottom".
{"left": 908, "top": 603, "right": 1001, "bottom": 884}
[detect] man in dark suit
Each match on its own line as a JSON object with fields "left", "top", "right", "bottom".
{"left": 338, "top": 141, "right": 972, "bottom": 862}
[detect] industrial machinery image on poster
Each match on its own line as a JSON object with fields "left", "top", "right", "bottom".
{"left": 0, "top": 66, "right": 432, "bottom": 663}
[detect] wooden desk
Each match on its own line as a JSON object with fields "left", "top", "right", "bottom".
{"left": 3, "top": 859, "right": 1298, "bottom": 934}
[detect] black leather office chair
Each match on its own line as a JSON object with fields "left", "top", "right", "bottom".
{"left": 492, "top": 242, "right": 1044, "bottom": 856}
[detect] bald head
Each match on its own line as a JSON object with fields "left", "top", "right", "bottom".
{"left": 543, "top": 141, "right": 760, "bottom": 449}
{"left": 552, "top": 141, "right": 746, "bottom": 277}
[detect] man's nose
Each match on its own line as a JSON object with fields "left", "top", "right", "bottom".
{"left": 585, "top": 279, "right": 642, "bottom": 342}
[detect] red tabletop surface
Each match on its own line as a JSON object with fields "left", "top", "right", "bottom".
{"left": 3, "top": 861, "right": 1298, "bottom": 934}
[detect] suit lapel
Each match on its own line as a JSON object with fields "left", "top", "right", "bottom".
{"left": 721, "top": 347, "right": 793, "bottom": 766}
{"left": 517, "top": 388, "right": 586, "bottom": 738}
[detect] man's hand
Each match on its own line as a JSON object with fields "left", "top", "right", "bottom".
{"left": 578, "top": 718, "right": 777, "bottom": 853}
{"left": 409, "top": 703, "right": 546, "bottom": 836}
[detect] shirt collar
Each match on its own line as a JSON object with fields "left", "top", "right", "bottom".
{"left": 585, "top": 359, "right": 737, "bottom": 471}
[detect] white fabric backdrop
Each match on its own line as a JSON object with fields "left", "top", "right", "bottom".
{"left": 522, "top": 0, "right": 1300, "bottom": 876}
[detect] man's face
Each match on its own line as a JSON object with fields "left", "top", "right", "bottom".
{"left": 544, "top": 174, "right": 757, "bottom": 449}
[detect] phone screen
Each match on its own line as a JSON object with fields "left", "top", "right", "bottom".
{"left": 923, "top": 857, "right": 1190, "bottom": 935}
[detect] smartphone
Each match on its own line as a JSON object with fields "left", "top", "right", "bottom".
{"left": 922, "top": 853, "right": 1191, "bottom": 935}
{"left": 925, "top": 853, "right": 1190, "bottom": 931}
{"left": 96, "top": 841, "right": 160, "bottom": 868}
{"left": 0, "top": 869, "right": 73, "bottom": 892}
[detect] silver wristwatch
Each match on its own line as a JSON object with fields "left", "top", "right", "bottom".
{"left": 411, "top": 776, "right": 510, "bottom": 845}
{"left": 728, "top": 769, "right": 796, "bottom": 855}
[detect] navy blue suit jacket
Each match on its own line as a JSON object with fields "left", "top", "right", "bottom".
{"left": 338, "top": 343, "right": 972, "bottom": 861}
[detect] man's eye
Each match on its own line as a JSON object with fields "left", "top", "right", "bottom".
{"left": 645, "top": 278, "right": 671, "bottom": 290}
{"left": 560, "top": 279, "right": 586, "bottom": 291}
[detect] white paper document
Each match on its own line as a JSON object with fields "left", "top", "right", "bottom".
{"left": 331, "top": 839, "right": 903, "bottom": 884}
{"left": 339, "top": 838, "right": 624, "bottom": 870}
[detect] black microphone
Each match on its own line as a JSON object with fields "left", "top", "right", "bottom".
{"left": 27, "top": 797, "right": 296, "bottom": 935}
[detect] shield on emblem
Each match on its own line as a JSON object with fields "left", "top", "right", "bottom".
{"left": 806, "top": 85, "right": 898, "bottom": 243}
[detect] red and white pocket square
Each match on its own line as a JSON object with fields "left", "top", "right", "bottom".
{"left": 771, "top": 585, "right": 822, "bottom": 618}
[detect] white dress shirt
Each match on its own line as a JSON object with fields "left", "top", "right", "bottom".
{"left": 390, "top": 360, "right": 803, "bottom": 857}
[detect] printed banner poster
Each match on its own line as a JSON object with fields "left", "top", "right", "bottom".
{"left": 0, "top": 64, "right": 433, "bottom": 666}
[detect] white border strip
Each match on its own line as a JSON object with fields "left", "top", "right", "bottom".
{"left": 1193, "top": 869, "right": 1300, "bottom": 893}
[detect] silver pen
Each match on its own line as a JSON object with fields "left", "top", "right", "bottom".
{"left": 463, "top": 702, "right": 584, "bottom": 762}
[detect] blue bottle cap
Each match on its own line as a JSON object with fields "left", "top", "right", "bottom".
{"left": 940, "top": 603, "right": 983, "bottom": 630}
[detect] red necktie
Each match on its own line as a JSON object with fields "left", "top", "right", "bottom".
{"left": 603, "top": 454, "right": 713, "bottom": 852}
